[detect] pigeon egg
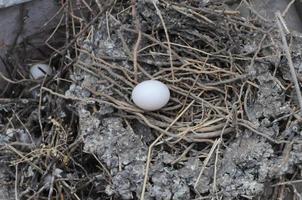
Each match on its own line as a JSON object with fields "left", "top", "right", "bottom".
{"left": 30, "top": 63, "right": 52, "bottom": 79}
{"left": 132, "top": 80, "right": 170, "bottom": 111}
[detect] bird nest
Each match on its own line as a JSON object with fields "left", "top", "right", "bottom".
{"left": 2, "top": 0, "right": 302, "bottom": 199}
{"left": 70, "top": 0, "right": 293, "bottom": 144}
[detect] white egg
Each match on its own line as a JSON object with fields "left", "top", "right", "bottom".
{"left": 132, "top": 80, "right": 170, "bottom": 111}
{"left": 30, "top": 63, "right": 52, "bottom": 79}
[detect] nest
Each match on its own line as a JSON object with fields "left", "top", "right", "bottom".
{"left": 2, "top": 0, "right": 302, "bottom": 199}
{"left": 72, "top": 0, "right": 288, "bottom": 143}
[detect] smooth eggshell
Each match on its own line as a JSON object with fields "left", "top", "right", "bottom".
{"left": 30, "top": 63, "right": 52, "bottom": 79}
{"left": 132, "top": 80, "right": 170, "bottom": 111}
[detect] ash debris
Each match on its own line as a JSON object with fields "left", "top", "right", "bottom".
{"left": 2, "top": 0, "right": 302, "bottom": 199}
{"left": 146, "top": 153, "right": 203, "bottom": 200}
{"left": 76, "top": 102, "right": 147, "bottom": 199}
{"left": 246, "top": 63, "right": 290, "bottom": 127}
{"left": 0, "top": 165, "right": 14, "bottom": 200}
{"left": 216, "top": 135, "right": 274, "bottom": 199}
{"left": 76, "top": 104, "right": 203, "bottom": 199}
{"left": 65, "top": 0, "right": 302, "bottom": 198}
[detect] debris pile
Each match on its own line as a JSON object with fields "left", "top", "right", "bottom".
{"left": 1, "top": 0, "right": 302, "bottom": 199}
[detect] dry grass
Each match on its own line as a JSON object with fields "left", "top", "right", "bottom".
{"left": 1, "top": 0, "right": 302, "bottom": 199}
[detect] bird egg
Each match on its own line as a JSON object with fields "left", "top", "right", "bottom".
{"left": 132, "top": 80, "right": 170, "bottom": 111}
{"left": 30, "top": 63, "right": 52, "bottom": 79}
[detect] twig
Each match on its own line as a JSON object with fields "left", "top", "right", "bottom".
{"left": 276, "top": 11, "right": 290, "bottom": 34}
{"left": 238, "top": 119, "right": 288, "bottom": 144}
{"left": 0, "top": 98, "right": 37, "bottom": 103}
{"left": 292, "top": 185, "right": 302, "bottom": 199}
{"left": 0, "top": 71, "right": 31, "bottom": 84}
{"left": 194, "top": 138, "right": 221, "bottom": 189}
{"left": 11, "top": 110, "right": 35, "bottom": 146}
{"left": 282, "top": 0, "right": 296, "bottom": 17}
{"left": 272, "top": 179, "right": 302, "bottom": 186}
{"left": 6, "top": 144, "right": 43, "bottom": 174}
{"left": 242, "top": 0, "right": 268, "bottom": 22}
{"left": 38, "top": 77, "right": 46, "bottom": 142}
{"left": 47, "top": 167, "right": 56, "bottom": 200}
{"left": 153, "top": 0, "right": 175, "bottom": 81}
{"left": 91, "top": 153, "right": 112, "bottom": 179}
{"left": 276, "top": 12, "right": 302, "bottom": 114}
{"left": 15, "top": 164, "right": 18, "bottom": 200}
{"left": 212, "top": 141, "right": 220, "bottom": 198}
{"left": 171, "top": 143, "right": 195, "bottom": 164}
{"left": 140, "top": 133, "right": 163, "bottom": 200}
{"left": 57, "top": 1, "right": 114, "bottom": 56}
{"left": 131, "top": 0, "right": 141, "bottom": 82}
{"left": 189, "top": 127, "right": 234, "bottom": 139}
{"left": 140, "top": 97, "right": 197, "bottom": 200}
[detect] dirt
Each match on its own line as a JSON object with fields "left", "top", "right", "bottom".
{"left": 63, "top": 0, "right": 302, "bottom": 198}
{"left": 2, "top": 0, "right": 302, "bottom": 200}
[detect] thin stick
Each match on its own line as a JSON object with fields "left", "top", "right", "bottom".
{"left": 91, "top": 153, "right": 112, "bottom": 179}
{"left": 131, "top": 0, "right": 141, "bottom": 82}
{"left": 194, "top": 138, "right": 221, "bottom": 189}
{"left": 152, "top": 0, "right": 175, "bottom": 81}
{"left": 57, "top": 1, "right": 114, "bottom": 55}
{"left": 242, "top": 0, "right": 268, "bottom": 22}
{"left": 6, "top": 144, "right": 43, "bottom": 174}
{"left": 212, "top": 141, "right": 220, "bottom": 198}
{"left": 271, "top": 179, "right": 302, "bottom": 186}
{"left": 171, "top": 143, "right": 195, "bottom": 164}
{"left": 140, "top": 133, "right": 163, "bottom": 200}
{"left": 12, "top": 110, "right": 35, "bottom": 146}
{"left": 140, "top": 98, "right": 197, "bottom": 200}
{"left": 47, "top": 170, "right": 55, "bottom": 200}
{"left": 276, "top": 12, "right": 302, "bottom": 114}
{"left": 38, "top": 77, "right": 46, "bottom": 142}
{"left": 15, "top": 164, "right": 18, "bottom": 200}
{"left": 238, "top": 119, "right": 288, "bottom": 144}
{"left": 282, "top": 0, "right": 296, "bottom": 17}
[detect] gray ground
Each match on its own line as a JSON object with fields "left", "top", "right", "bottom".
{"left": 62, "top": 1, "right": 302, "bottom": 199}
{"left": 2, "top": 0, "right": 302, "bottom": 200}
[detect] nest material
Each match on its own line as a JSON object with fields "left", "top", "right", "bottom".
{"left": 67, "top": 1, "right": 302, "bottom": 198}
{"left": 2, "top": 0, "right": 302, "bottom": 199}
{"left": 74, "top": 0, "right": 288, "bottom": 143}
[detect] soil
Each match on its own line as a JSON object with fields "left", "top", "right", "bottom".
{"left": 1, "top": 0, "right": 302, "bottom": 200}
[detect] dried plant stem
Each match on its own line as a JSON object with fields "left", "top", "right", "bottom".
{"left": 132, "top": 0, "right": 141, "bottom": 82}
{"left": 194, "top": 138, "right": 221, "bottom": 189}
{"left": 140, "top": 98, "right": 197, "bottom": 200}
{"left": 152, "top": 0, "right": 175, "bottom": 81}
{"left": 276, "top": 12, "right": 302, "bottom": 114}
